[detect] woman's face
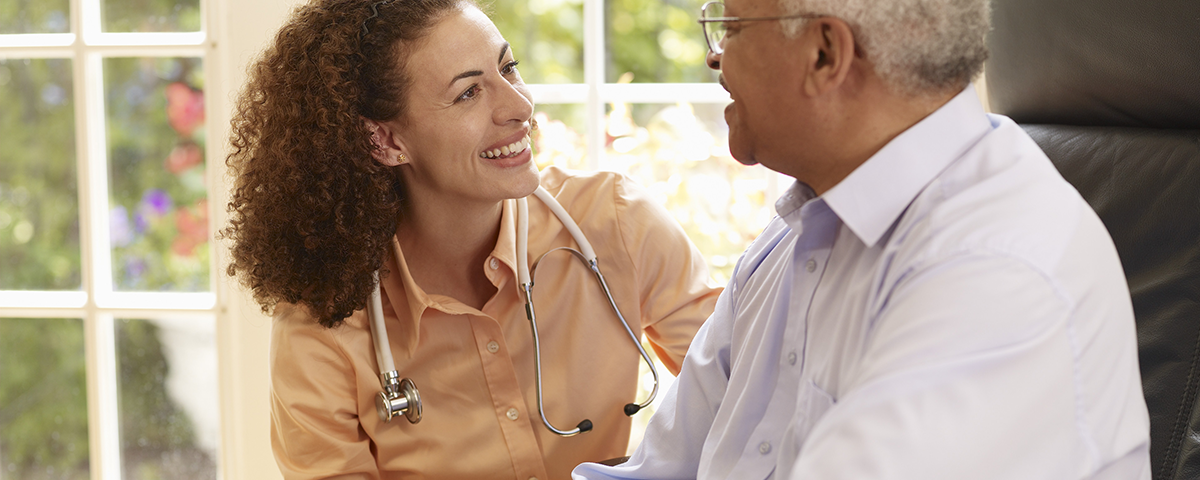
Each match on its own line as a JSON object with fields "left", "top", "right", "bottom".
{"left": 389, "top": 6, "right": 538, "bottom": 206}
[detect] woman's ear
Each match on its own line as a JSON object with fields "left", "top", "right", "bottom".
{"left": 364, "top": 118, "right": 410, "bottom": 167}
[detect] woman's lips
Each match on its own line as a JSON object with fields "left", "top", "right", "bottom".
{"left": 480, "top": 131, "right": 531, "bottom": 160}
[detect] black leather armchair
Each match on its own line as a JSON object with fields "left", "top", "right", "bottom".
{"left": 985, "top": 1, "right": 1200, "bottom": 478}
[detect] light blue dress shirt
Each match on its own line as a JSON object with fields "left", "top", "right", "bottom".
{"left": 573, "top": 87, "right": 1150, "bottom": 480}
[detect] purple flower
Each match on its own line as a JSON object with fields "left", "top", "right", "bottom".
{"left": 110, "top": 206, "right": 134, "bottom": 247}
{"left": 124, "top": 256, "right": 147, "bottom": 283}
{"left": 140, "top": 189, "right": 173, "bottom": 216}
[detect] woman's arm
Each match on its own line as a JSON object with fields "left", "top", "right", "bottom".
{"left": 270, "top": 303, "right": 380, "bottom": 480}
{"left": 611, "top": 176, "right": 723, "bottom": 374}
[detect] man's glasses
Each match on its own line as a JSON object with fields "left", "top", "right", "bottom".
{"left": 697, "top": 1, "right": 825, "bottom": 55}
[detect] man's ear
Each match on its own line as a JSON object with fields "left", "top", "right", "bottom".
{"left": 363, "top": 118, "right": 410, "bottom": 167}
{"left": 803, "top": 18, "right": 857, "bottom": 96}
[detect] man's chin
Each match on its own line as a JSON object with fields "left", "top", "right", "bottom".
{"left": 724, "top": 103, "right": 758, "bottom": 166}
{"left": 731, "top": 151, "right": 759, "bottom": 166}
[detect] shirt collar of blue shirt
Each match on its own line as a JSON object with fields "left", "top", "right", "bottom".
{"left": 777, "top": 85, "right": 993, "bottom": 249}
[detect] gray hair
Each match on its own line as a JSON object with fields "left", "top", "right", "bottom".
{"left": 779, "top": 0, "right": 990, "bottom": 96}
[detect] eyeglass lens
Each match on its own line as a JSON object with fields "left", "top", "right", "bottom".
{"left": 702, "top": 2, "right": 726, "bottom": 54}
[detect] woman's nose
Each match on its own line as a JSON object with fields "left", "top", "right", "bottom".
{"left": 496, "top": 80, "right": 534, "bottom": 125}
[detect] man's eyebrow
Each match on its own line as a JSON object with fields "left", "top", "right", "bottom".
{"left": 446, "top": 43, "right": 512, "bottom": 88}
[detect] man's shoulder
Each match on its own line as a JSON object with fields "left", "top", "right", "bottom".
{"left": 893, "top": 119, "right": 1101, "bottom": 273}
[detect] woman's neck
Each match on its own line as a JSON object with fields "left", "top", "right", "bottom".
{"left": 394, "top": 190, "right": 504, "bottom": 310}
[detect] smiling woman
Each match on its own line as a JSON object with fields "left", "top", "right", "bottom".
{"left": 220, "top": 0, "right": 721, "bottom": 478}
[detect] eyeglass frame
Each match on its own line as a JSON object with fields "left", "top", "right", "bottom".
{"left": 697, "top": 1, "right": 826, "bottom": 55}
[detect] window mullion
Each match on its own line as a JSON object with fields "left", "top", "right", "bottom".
{"left": 83, "top": 50, "right": 114, "bottom": 302}
{"left": 583, "top": 0, "right": 604, "bottom": 170}
{"left": 77, "top": 0, "right": 122, "bottom": 474}
{"left": 84, "top": 313, "right": 123, "bottom": 480}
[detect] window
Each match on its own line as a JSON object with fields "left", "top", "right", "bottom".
{"left": 0, "top": 0, "right": 219, "bottom": 478}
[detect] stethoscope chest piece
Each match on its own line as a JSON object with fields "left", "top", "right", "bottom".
{"left": 376, "top": 373, "right": 422, "bottom": 424}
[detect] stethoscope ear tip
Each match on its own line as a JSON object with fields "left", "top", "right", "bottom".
{"left": 623, "top": 403, "right": 641, "bottom": 416}
{"left": 578, "top": 419, "right": 594, "bottom": 433}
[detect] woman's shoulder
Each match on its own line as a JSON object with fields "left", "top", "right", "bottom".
{"left": 272, "top": 302, "right": 368, "bottom": 335}
{"left": 538, "top": 166, "right": 649, "bottom": 208}
{"left": 540, "top": 165, "right": 624, "bottom": 191}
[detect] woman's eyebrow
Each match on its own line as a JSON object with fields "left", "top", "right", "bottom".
{"left": 446, "top": 43, "right": 512, "bottom": 88}
{"left": 497, "top": 43, "right": 510, "bottom": 64}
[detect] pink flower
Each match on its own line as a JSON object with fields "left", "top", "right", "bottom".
{"left": 171, "top": 199, "right": 208, "bottom": 257}
{"left": 166, "top": 143, "right": 203, "bottom": 174}
{"left": 166, "top": 82, "right": 205, "bottom": 138}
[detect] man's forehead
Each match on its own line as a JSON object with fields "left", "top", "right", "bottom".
{"left": 726, "top": 0, "right": 775, "bottom": 15}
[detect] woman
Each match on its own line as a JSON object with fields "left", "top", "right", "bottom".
{"left": 222, "top": 0, "right": 720, "bottom": 478}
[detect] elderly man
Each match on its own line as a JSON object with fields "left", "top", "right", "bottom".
{"left": 573, "top": 0, "right": 1151, "bottom": 478}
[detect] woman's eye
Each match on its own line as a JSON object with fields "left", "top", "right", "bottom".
{"left": 456, "top": 84, "right": 479, "bottom": 103}
{"left": 501, "top": 60, "right": 520, "bottom": 76}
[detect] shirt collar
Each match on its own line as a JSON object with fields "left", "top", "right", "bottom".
{"left": 822, "top": 85, "right": 992, "bottom": 248}
{"left": 381, "top": 199, "right": 520, "bottom": 358}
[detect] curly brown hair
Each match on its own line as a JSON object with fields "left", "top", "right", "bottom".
{"left": 222, "top": 0, "right": 468, "bottom": 328}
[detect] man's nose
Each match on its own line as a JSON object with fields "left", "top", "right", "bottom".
{"left": 707, "top": 49, "right": 721, "bottom": 70}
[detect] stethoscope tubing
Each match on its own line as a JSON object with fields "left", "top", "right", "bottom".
{"left": 371, "top": 186, "right": 661, "bottom": 434}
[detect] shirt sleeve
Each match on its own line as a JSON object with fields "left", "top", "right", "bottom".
{"left": 783, "top": 253, "right": 1092, "bottom": 480}
{"left": 270, "top": 305, "right": 380, "bottom": 480}
{"left": 611, "top": 176, "right": 723, "bottom": 375}
{"left": 573, "top": 286, "right": 736, "bottom": 480}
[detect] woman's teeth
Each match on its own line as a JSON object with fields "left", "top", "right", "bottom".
{"left": 480, "top": 135, "right": 531, "bottom": 159}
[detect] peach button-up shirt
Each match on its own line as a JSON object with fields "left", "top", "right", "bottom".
{"left": 270, "top": 167, "right": 722, "bottom": 480}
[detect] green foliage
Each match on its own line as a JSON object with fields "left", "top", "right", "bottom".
{"left": 0, "top": 318, "right": 216, "bottom": 479}
{"left": 0, "top": 0, "right": 70, "bottom": 34}
{"left": 488, "top": 0, "right": 715, "bottom": 84}
{"left": 0, "top": 58, "right": 82, "bottom": 291}
{"left": 605, "top": 0, "right": 714, "bottom": 83}
{"left": 101, "top": 0, "right": 202, "bottom": 33}
{"left": 487, "top": 0, "right": 586, "bottom": 83}
{"left": 0, "top": 318, "right": 90, "bottom": 480}
{"left": 115, "top": 319, "right": 215, "bottom": 480}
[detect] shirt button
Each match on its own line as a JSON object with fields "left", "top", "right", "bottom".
{"left": 759, "top": 441, "right": 771, "bottom": 454}
{"left": 506, "top": 408, "right": 519, "bottom": 421}
{"left": 489, "top": 258, "right": 500, "bottom": 270}
{"left": 486, "top": 341, "right": 500, "bottom": 353}
{"left": 787, "top": 352, "right": 797, "bottom": 365}
{"left": 805, "top": 259, "right": 817, "bottom": 272}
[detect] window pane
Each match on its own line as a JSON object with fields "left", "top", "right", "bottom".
{"left": 0, "top": 317, "right": 91, "bottom": 480}
{"left": 101, "top": 0, "right": 201, "bottom": 33}
{"left": 600, "top": 102, "right": 776, "bottom": 283}
{"left": 103, "top": 57, "right": 209, "bottom": 292}
{"left": 115, "top": 318, "right": 218, "bottom": 479}
{"left": 533, "top": 104, "right": 587, "bottom": 170}
{"left": 0, "top": 0, "right": 70, "bottom": 34}
{"left": 490, "top": 0, "right": 584, "bottom": 83}
{"left": 0, "top": 58, "right": 81, "bottom": 291}
{"left": 606, "top": 0, "right": 715, "bottom": 83}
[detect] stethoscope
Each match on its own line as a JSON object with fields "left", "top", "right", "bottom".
{"left": 372, "top": 186, "right": 661, "bottom": 437}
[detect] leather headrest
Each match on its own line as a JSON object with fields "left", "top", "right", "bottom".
{"left": 984, "top": 0, "right": 1200, "bottom": 129}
